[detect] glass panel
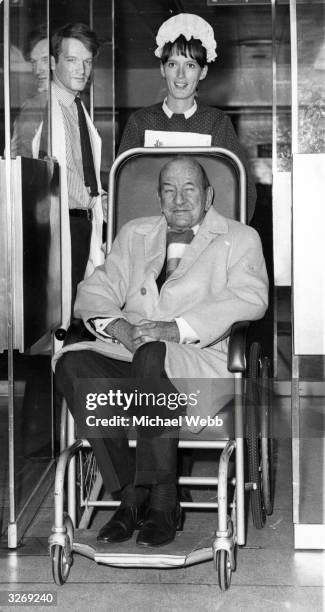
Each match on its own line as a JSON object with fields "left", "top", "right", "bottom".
{"left": 296, "top": 0, "right": 325, "bottom": 154}
{"left": 272, "top": 2, "right": 292, "bottom": 290}
{"left": 299, "top": 384, "right": 325, "bottom": 524}
{"left": 2, "top": 1, "right": 55, "bottom": 545}
{"left": 10, "top": 4, "right": 50, "bottom": 158}
{"left": 92, "top": 0, "right": 114, "bottom": 173}
{"left": 0, "top": 3, "right": 6, "bottom": 349}
{"left": 0, "top": 0, "right": 9, "bottom": 542}
{"left": 292, "top": 1, "right": 325, "bottom": 533}
{"left": 0, "top": 4, "right": 3, "bottom": 154}
{"left": 275, "top": 3, "right": 291, "bottom": 172}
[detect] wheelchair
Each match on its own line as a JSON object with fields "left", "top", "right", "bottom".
{"left": 49, "top": 148, "right": 273, "bottom": 591}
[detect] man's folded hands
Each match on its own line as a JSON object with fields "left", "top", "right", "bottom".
{"left": 104, "top": 319, "right": 180, "bottom": 353}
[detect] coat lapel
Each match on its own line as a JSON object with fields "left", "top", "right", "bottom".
{"left": 140, "top": 216, "right": 168, "bottom": 278}
{"left": 51, "top": 86, "right": 72, "bottom": 329}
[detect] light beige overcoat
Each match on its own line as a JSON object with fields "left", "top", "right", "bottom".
{"left": 55, "top": 207, "right": 268, "bottom": 428}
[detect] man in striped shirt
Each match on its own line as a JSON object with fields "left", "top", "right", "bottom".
{"left": 50, "top": 23, "right": 105, "bottom": 317}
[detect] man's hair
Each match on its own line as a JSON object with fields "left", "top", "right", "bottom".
{"left": 160, "top": 35, "right": 207, "bottom": 68}
{"left": 158, "top": 156, "right": 211, "bottom": 194}
{"left": 51, "top": 22, "right": 100, "bottom": 61}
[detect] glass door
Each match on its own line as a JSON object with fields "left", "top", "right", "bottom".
{"left": 1, "top": 0, "right": 115, "bottom": 548}
{"left": 1, "top": 0, "right": 60, "bottom": 548}
{"left": 290, "top": 0, "right": 325, "bottom": 549}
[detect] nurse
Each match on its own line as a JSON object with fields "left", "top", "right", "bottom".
{"left": 118, "top": 13, "right": 256, "bottom": 220}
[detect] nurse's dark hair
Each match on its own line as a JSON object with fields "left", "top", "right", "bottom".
{"left": 51, "top": 22, "right": 100, "bottom": 61}
{"left": 160, "top": 35, "right": 207, "bottom": 68}
{"left": 158, "top": 156, "right": 211, "bottom": 194}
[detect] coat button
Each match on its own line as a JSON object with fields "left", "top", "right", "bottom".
{"left": 140, "top": 287, "right": 146, "bottom": 295}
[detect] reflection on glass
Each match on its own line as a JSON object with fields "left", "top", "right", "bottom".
{"left": 30, "top": 31, "right": 50, "bottom": 93}
{"left": 276, "top": 113, "right": 291, "bottom": 172}
{"left": 297, "top": 2, "right": 325, "bottom": 154}
{"left": 274, "top": 4, "right": 291, "bottom": 172}
{"left": 298, "top": 83, "right": 325, "bottom": 154}
{"left": 92, "top": 1, "right": 114, "bottom": 171}
{"left": 5, "top": 2, "right": 55, "bottom": 540}
{"left": 11, "top": 24, "right": 49, "bottom": 158}
{"left": 0, "top": 0, "right": 9, "bottom": 540}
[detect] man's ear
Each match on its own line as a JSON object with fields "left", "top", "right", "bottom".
{"left": 50, "top": 55, "right": 56, "bottom": 71}
{"left": 160, "top": 63, "right": 166, "bottom": 79}
{"left": 205, "top": 185, "right": 214, "bottom": 211}
{"left": 199, "top": 65, "right": 208, "bottom": 81}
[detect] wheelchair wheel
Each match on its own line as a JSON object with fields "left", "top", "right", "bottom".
{"left": 51, "top": 514, "right": 73, "bottom": 586}
{"left": 75, "top": 448, "right": 100, "bottom": 527}
{"left": 51, "top": 545, "right": 71, "bottom": 585}
{"left": 246, "top": 342, "right": 266, "bottom": 529}
{"left": 260, "top": 356, "right": 274, "bottom": 516}
{"left": 63, "top": 512, "right": 74, "bottom": 547}
{"left": 216, "top": 549, "right": 232, "bottom": 591}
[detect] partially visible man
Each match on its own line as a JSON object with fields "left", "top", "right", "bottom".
{"left": 11, "top": 25, "right": 49, "bottom": 158}
{"left": 11, "top": 23, "right": 105, "bottom": 324}
{"left": 48, "top": 23, "right": 105, "bottom": 323}
{"left": 29, "top": 26, "right": 50, "bottom": 93}
{"left": 55, "top": 156, "right": 268, "bottom": 548}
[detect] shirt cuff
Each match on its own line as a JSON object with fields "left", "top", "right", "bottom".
{"left": 175, "top": 317, "right": 199, "bottom": 344}
{"left": 90, "top": 317, "right": 116, "bottom": 338}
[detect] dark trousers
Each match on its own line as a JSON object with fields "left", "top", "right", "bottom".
{"left": 69, "top": 214, "right": 92, "bottom": 309}
{"left": 55, "top": 342, "right": 182, "bottom": 494}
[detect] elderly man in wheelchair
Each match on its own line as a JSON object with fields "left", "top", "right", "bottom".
{"left": 55, "top": 154, "right": 268, "bottom": 549}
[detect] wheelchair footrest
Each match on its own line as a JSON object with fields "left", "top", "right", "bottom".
{"left": 73, "top": 529, "right": 215, "bottom": 568}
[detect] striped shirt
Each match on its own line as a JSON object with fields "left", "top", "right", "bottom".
{"left": 53, "top": 78, "right": 95, "bottom": 210}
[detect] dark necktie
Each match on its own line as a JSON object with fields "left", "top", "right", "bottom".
{"left": 166, "top": 228, "right": 194, "bottom": 279}
{"left": 38, "top": 101, "right": 49, "bottom": 159}
{"left": 74, "top": 96, "right": 99, "bottom": 197}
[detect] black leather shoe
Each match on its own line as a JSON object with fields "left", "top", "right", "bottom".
{"left": 136, "top": 505, "right": 183, "bottom": 547}
{"left": 97, "top": 503, "right": 146, "bottom": 543}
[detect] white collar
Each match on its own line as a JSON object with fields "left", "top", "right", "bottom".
{"left": 162, "top": 98, "right": 197, "bottom": 119}
{"left": 53, "top": 77, "right": 76, "bottom": 107}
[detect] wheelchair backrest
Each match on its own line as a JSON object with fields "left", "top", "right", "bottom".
{"left": 108, "top": 148, "right": 246, "bottom": 247}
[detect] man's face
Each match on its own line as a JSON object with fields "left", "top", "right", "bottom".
{"left": 159, "top": 159, "right": 212, "bottom": 230}
{"left": 51, "top": 37, "right": 93, "bottom": 94}
{"left": 30, "top": 39, "right": 49, "bottom": 92}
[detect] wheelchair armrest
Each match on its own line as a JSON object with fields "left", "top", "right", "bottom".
{"left": 62, "top": 318, "right": 96, "bottom": 347}
{"left": 227, "top": 321, "right": 250, "bottom": 373}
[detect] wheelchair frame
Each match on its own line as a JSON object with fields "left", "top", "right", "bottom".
{"left": 49, "top": 148, "right": 273, "bottom": 591}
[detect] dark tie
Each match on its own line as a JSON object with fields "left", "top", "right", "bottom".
{"left": 74, "top": 96, "right": 99, "bottom": 197}
{"left": 165, "top": 228, "right": 194, "bottom": 279}
{"left": 38, "top": 101, "right": 49, "bottom": 159}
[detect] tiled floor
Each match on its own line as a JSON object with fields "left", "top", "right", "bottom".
{"left": 1, "top": 395, "right": 325, "bottom": 611}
